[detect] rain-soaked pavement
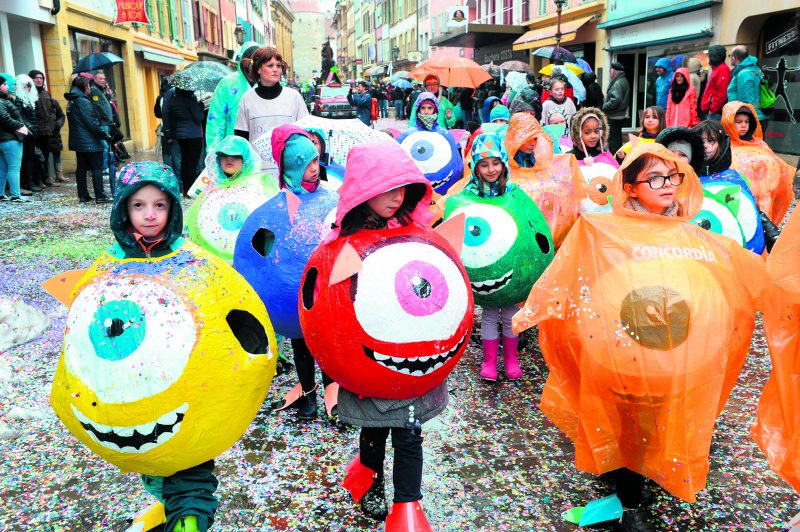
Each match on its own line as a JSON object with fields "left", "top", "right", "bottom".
{"left": 0, "top": 150, "right": 798, "bottom": 531}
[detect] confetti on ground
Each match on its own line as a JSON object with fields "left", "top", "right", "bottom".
{"left": 0, "top": 153, "right": 798, "bottom": 530}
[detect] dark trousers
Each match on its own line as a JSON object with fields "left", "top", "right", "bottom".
{"left": 359, "top": 427, "right": 423, "bottom": 503}
{"left": 608, "top": 118, "right": 626, "bottom": 155}
{"left": 290, "top": 338, "right": 332, "bottom": 393}
{"left": 614, "top": 468, "right": 645, "bottom": 508}
{"left": 75, "top": 151, "right": 107, "bottom": 201}
{"left": 142, "top": 459, "right": 219, "bottom": 532}
{"left": 178, "top": 137, "right": 203, "bottom": 195}
{"left": 20, "top": 135, "right": 43, "bottom": 189}
{"left": 34, "top": 135, "right": 51, "bottom": 182}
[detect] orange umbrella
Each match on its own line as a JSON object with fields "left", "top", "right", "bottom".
{"left": 409, "top": 57, "right": 492, "bottom": 88}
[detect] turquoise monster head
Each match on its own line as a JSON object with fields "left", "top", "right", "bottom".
{"left": 444, "top": 186, "right": 554, "bottom": 307}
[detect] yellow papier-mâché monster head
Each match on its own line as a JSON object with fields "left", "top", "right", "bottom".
{"left": 50, "top": 241, "right": 277, "bottom": 477}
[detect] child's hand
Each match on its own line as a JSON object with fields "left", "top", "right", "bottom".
{"left": 16, "top": 126, "right": 29, "bottom": 136}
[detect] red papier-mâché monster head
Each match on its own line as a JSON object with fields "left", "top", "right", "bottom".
{"left": 298, "top": 218, "right": 474, "bottom": 399}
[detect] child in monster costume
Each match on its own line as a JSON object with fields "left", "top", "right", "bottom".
{"left": 445, "top": 132, "right": 553, "bottom": 381}
{"left": 720, "top": 101, "right": 794, "bottom": 226}
{"left": 513, "top": 144, "right": 763, "bottom": 531}
{"left": 185, "top": 135, "right": 279, "bottom": 263}
{"left": 311, "top": 141, "right": 471, "bottom": 530}
{"left": 568, "top": 107, "right": 620, "bottom": 215}
{"left": 52, "top": 162, "right": 277, "bottom": 532}
{"left": 266, "top": 124, "right": 334, "bottom": 421}
{"left": 692, "top": 120, "right": 781, "bottom": 253}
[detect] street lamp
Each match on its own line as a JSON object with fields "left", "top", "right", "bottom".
{"left": 234, "top": 24, "right": 246, "bottom": 46}
{"left": 553, "top": 0, "right": 568, "bottom": 63}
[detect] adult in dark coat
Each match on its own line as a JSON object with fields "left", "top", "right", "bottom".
{"left": 0, "top": 76, "right": 29, "bottom": 201}
{"left": 65, "top": 76, "right": 111, "bottom": 203}
{"left": 602, "top": 62, "right": 631, "bottom": 155}
{"left": 29, "top": 69, "right": 58, "bottom": 187}
{"left": 581, "top": 72, "right": 604, "bottom": 109}
{"left": 161, "top": 87, "right": 204, "bottom": 196}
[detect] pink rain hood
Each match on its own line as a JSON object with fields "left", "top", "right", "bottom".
{"left": 325, "top": 140, "right": 434, "bottom": 242}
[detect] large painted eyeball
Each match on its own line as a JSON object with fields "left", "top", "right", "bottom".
{"left": 196, "top": 187, "right": 270, "bottom": 256}
{"left": 705, "top": 184, "right": 759, "bottom": 243}
{"left": 692, "top": 195, "right": 744, "bottom": 245}
{"left": 353, "top": 241, "right": 469, "bottom": 343}
{"left": 63, "top": 278, "right": 197, "bottom": 404}
{"left": 400, "top": 131, "right": 453, "bottom": 176}
{"left": 449, "top": 204, "right": 518, "bottom": 269}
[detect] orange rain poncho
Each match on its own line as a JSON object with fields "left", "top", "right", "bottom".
{"left": 722, "top": 101, "right": 794, "bottom": 225}
{"left": 751, "top": 208, "right": 800, "bottom": 492}
{"left": 513, "top": 143, "right": 764, "bottom": 502}
{"left": 504, "top": 113, "right": 583, "bottom": 248}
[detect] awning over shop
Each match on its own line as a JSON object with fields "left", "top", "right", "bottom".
{"left": 513, "top": 15, "right": 595, "bottom": 51}
{"left": 133, "top": 44, "right": 184, "bottom": 66}
{"left": 364, "top": 64, "right": 387, "bottom": 76}
{"left": 605, "top": 8, "right": 714, "bottom": 51}
{"left": 598, "top": 0, "right": 720, "bottom": 30}
{"left": 430, "top": 23, "right": 527, "bottom": 49}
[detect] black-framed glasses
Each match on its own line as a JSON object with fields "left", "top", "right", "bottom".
{"left": 635, "top": 173, "right": 685, "bottom": 189}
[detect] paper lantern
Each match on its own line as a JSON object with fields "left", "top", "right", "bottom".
{"left": 691, "top": 169, "right": 764, "bottom": 254}
{"left": 50, "top": 242, "right": 278, "bottom": 477}
{"left": 513, "top": 213, "right": 763, "bottom": 502}
{"left": 444, "top": 186, "right": 554, "bottom": 307}
{"left": 299, "top": 223, "right": 474, "bottom": 399}
{"left": 185, "top": 173, "right": 279, "bottom": 263}
{"left": 234, "top": 190, "right": 338, "bottom": 339}
{"left": 399, "top": 129, "right": 464, "bottom": 194}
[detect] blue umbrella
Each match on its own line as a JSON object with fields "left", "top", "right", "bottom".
{"left": 73, "top": 52, "right": 124, "bottom": 73}
{"left": 392, "top": 79, "right": 412, "bottom": 89}
{"left": 574, "top": 58, "right": 592, "bottom": 73}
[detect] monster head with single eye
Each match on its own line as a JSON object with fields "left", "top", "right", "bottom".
{"left": 578, "top": 151, "right": 619, "bottom": 215}
{"left": 444, "top": 186, "right": 554, "bottom": 307}
{"left": 234, "top": 189, "right": 338, "bottom": 339}
{"left": 574, "top": 256, "right": 733, "bottom": 400}
{"left": 298, "top": 220, "right": 474, "bottom": 399}
{"left": 186, "top": 173, "right": 280, "bottom": 263}
{"left": 691, "top": 169, "right": 764, "bottom": 254}
{"left": 50, "top": 242, "right": 277, "bottom": 477}
{"left": 399, "top": 130, "right": 464, "bottom": 194}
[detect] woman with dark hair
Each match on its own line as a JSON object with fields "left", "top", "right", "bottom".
{"left": 65, "top": 75, "right": 112, "bottom": 203}
{"left": 234, "top": 46, "right": 308, "bottom": 144}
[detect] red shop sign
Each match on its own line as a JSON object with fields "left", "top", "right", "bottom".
{"left": 114, "top": 0, "right": 150, "bottom": 25}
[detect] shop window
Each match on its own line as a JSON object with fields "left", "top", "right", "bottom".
{"left": 69, "top": 29, "right": 129, "bottom": 141}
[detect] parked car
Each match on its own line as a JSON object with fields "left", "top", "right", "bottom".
{"left": 312, "top": 84, "right": 356, "bottom": 119}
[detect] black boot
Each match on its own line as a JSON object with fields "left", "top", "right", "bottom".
{"left": 360, "top": 476, "right": 388, "bottom": 520}
{"left": 759, "top": 210, "right": 781, "bottom": 253}
{"left": 297, "top": 387, "right": 318, "bottom": 421}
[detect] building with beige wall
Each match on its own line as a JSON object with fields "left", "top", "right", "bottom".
{"left": 271, "top": 0, "right": 295, "bottom": 79}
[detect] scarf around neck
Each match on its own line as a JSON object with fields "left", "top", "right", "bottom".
{"left": 625, "top": 197, "right": 680, "bottom": 217}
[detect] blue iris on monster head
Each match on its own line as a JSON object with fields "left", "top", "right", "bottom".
{"left": 398, "top": 130, "right": 464, "bottom": 194}
{"left": 88, "top": 299, "right": 146, "bottom": 361}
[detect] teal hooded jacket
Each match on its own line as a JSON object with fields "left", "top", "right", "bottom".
{"left": 110, "top": 162, "right": 185, "bottom": 260}
{"left": 205, "top": 41, "right": 259, "bottom": 150}
{"left": 727, "top": 55, "right": 766, "bottom": 121}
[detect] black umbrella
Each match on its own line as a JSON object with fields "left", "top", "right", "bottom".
{"left": 73, "top": 52, "right": 124, "bottom": 73}
{"left": 532, "top": 46, "right": 576, "bottom": 64}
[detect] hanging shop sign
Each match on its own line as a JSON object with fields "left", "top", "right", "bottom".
{"left": 114, "top": 0, "right": 150, "bottom": 25}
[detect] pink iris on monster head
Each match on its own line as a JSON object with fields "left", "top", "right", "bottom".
{"left": 395, "top": 260, "right": 449, "bottom": 317}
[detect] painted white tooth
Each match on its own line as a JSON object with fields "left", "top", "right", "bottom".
{"left": 157, "top": 410, "right": 178, "bottom": 426}
{"left": 432, "top": 361, "right": 445, "bottom": 371}
{"left": 416, "top": 354, "right": 432, "bottom": 363}
{"left": 100, "top": 440, "right": 123, "bottom": 452}
{"left": 396, "top": 368, "right": 412, "bottom": 375}
{"left": 411, "top": 370, "right": 425, "bottom": 377}
{"left": 176, "top": 403, "right": 189, "bottom": 414}
{"left": 171, "top": 422, "right": 182, "bottom": 434}
{"left": 373, "top": 352, "right": 391, "bottom": 361}
{"left": 136, "top": 422, "right": 156, "bottom": 436}
{"left": 390, "top": 356, "right": 405, "bottom": 364}
{"left": 138, "top": 442, "right": 157, "bottom": 453}
{"left": 121, "top": 446, "right": 139, "bottom": 453}
{"left": 91, "top": 421, "right": 113, "bottom": 434}
{"left": 156, "top": 430, "right": 174, "bottom": 444}
{"left": 116, "top": 426, "right": 135, "bottom": 437}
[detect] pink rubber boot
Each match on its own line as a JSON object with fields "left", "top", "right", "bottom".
{"left": 503, "top": 336, "right": 522, "bottom": 380}
{"left": 480, "top": 338, "right": 500, "bottom": 381}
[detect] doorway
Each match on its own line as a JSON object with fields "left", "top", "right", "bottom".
{"left": 614, "top": 51, "right": 648, "bottom": 130}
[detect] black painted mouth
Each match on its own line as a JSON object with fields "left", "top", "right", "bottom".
{"left": 471, "top": 269, "right": 513, "bottom": 295}
{"left": 363, "top": 332, "right": 467, "bottom": 376}
{"left": 72, "top": 403, "right": 187, "bottom": 453}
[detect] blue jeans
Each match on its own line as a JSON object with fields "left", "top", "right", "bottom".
{"left": 0, "top": 139, "right": 23, "bottom": 198}
{"left": 394, "top": 100, "right": 404, "bottom": 119}
{"left": 379, "top": 99, "right": 389, "bottom": 118}
{"left": 103, "top": 141, "right": 117, "bottom": 196}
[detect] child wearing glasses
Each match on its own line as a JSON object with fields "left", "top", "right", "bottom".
{"left": 513, "top": 142, "right": 764, "bottom": 531}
